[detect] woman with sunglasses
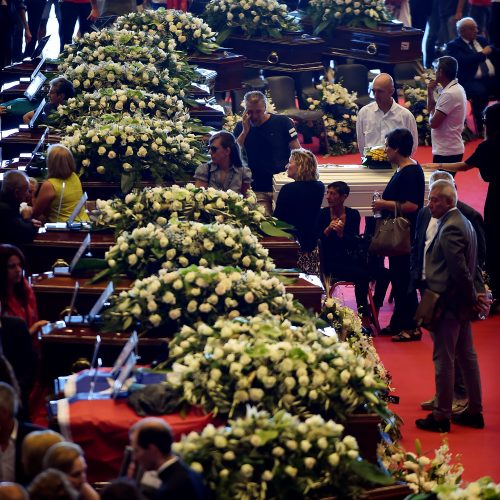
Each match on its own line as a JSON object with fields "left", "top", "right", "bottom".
{"left": 194, "top": 131, "right": 252, "bottom": 195}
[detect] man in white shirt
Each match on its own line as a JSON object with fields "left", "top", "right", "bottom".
{"left": 427, "top": 56, "right": 467, "bottom": 176}
{"left": 356, "top": 73, "right": 418, "bottom": 155}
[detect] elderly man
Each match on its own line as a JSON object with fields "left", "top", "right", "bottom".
{"left": 129, "top": 418, "right": 209, "bottom": 499}
{"left": 234, "top": 90, "right": 300, "bottom": 215}
{"left": 411, "top": 170, "right": 486, "bottom": 416}
{"left": 0, "top": 171, "right": 41, "bottom": 246}
{"left": 356, "top": 73, "right": 418, "bottom": 155}
{"left": 427, "top": 56, "right": 467, "bottom": 175}
{"left": 446, "top": 17, "right": 500, "bottom": 135}
{"left": 415, "top": 180, "right": 488, "bottom": 432}
{"left": 22, "top": 77, "right": 75, "bottom": 124}
{"left": 0, "top": 383, "right": 44, "bottom": 483}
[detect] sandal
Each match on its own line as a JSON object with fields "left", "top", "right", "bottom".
{"left": 391, "top": 329, "right": 422, "bottom": 342}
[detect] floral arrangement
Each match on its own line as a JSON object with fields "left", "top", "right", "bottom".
{"left": 204, "top": 0, "right": 300, "bottom": 43}
{"left": 61, "top": 116, "right": 207, "bottom": 192}
{"left": 54, "top": 88, "right": 190, "bottom": 128}
{"left": 172, "top": 408, "right": 393, "bottom": 499}
{"left": 380, "top": 439, "right": 463, "bottom": 495}
{"left": 402, "top": 84, "right": 431, "bottom": 147}
{"left": 63, "top": 61, "right": 186, "bottom": 97}
{"left": 115, "top": 9, "right": 219, "bottom": 55}
{"left": 308, "top": 0, "right": 391, "bottom": 34}
{"left": 59, "top": 30, "right": 179, "bottom": 72}
{"left": 102, "top": 265, "right": 299, "bottom": 334}
{"left": 164, "top": 314, "right": 392, "bottom": 421}
{"left": 431, "top": 477, "right": 500, "bottom": 499}
{"left": 307, "top": 81, "right": 358, "bottom": 156}
{"left": 319, "top": 297, "right": 362, "bottom": 340}
{"left": 97, "top": 220, "right": 274, "bottom": 281}
{"left": 92, "top": 184, "right": 291, "bottom": 238}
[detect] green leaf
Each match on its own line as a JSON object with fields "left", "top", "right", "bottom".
{"left": 350, "top": 459, "right": 395, "bottom": 485}
{"left": 121, "top": 173, "right": 135, "bottom": 194}
{"left": 364, "top": 18, "right": 378, "bottom": 29}
{"left": 314, "top": 19, "right": 331, "bottom": 35}
{"left": 87, "top": 266, "right": 112, "bottom": 284}
{"left": 260, "top": 221, "right": 294, "bottom": 238}
{"left": 414, "top": 438, "right": 422, "bottom": 455}
{"left": 216, "top": 29, "right": 231, "bottom": 44}
{"left": 255, "top": 429, "right": 279, "bottom": 445}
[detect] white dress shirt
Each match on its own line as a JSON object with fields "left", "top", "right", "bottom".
{"left": 356, "top": 99, "right": 419, "bottom": 154}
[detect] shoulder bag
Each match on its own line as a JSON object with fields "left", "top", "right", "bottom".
{"left": 368, "top": 202, "right": 411, "bottom": 257}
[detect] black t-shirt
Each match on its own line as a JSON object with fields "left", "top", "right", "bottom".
{"left": 382, "top": 163, "right": 425, "bottom": 239}
{"left": 273, "top": 180, "right": 325, "bottom": 252}
{"left": 466, "top": 138, "right": 498, "bottom": 218}
{"left": 234, "top": 114, "right": 297, "bottom": 192}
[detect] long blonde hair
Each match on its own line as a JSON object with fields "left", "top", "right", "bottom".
{"left": 290, "top": 148, "right": 319, "bottom": 181}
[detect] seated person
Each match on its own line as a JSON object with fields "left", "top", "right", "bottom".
{"left": 194, "top": 131, "right": 252, "bottom": 195}
{"left": 32, "top": 144, "right": 89, "bottom": 223}
{"left": 274, "top": 148, "right": 325, "bottom": 274}
{"left": 0, "top": 98, "right": 40, "bottom": 130}
{"left": 22, "top": 77, "right": 75, "bottom": 125}
{"left": 0, "top": 171, "right": 41, "bottom": 246}
{"left": 0, "top": 244, "right": 48, "bottom": 335}
{"left": 43, "top": 442, "right": 99, "bottom": 500}
{"left": 446, "top": 17, "right": 500, "bottom": 135}
{"left": 318, "top": 181, "right": 372, "bottom": 331}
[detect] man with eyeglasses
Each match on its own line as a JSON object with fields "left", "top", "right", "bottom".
{"left": 234, "top": 90, "right": 300, "bottom": 215}
{"left": 22, "top": 76, "right": 75, "bottom": 125}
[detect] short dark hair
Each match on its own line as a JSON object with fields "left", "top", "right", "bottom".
{"left": 0, "top": 244, "right": 28, "bottom": 312}
{"left": 385, "top": 128, "right": 414, "bottom": 157}
{"left": 209, "top": 131, "right": 243, "bottom": 168}
{"left": 327, "top": 181, "right": 350, "bottom": 197}
{"left": 484, "top": 101, "right": 500, "bottom": 139}
{"left": 50, "top": 77, "right": 75, "bottom": 99}
{"left": 1, "top": 170, "right": 29, "bottom": 195}
{"left": 136, "top": 425, "right": 172, "bottom": 456}
{"left": 437, "top": 56, "right": 458, "bottom": 80}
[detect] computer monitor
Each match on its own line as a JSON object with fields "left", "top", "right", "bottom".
{"left": 30, "top": 35, "right": 51, "bottom": 60}
{"left": 110, "top": 331, "right": 138, "bottom": 378}
{"left": 28, "top": 98, "right": 46, "bottom": 128}
{"left": 30, "top": 56, "right": 46, "bottom": 82}
{"left": 87, "top": 281, "right": 114, "bottom": 323}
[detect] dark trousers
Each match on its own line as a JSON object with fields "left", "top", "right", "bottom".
{"left": 24, "top": 0, "right": 48, "bottom": 57}
{"left": 59, "top": 1, "right": 92, "bottom": 53}
{"left": 432, "top": 153, "right": 463, "bottom": 178}
{"left": 409, "top": 0, "right": 433, "bottom": 30}
{"left": 389, "top": 253, "right": 418, "bottom": 330}
{"left": 463, "top": 77, "right": 500, "bottom": 134}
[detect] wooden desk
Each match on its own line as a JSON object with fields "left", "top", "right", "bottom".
{"left": 39, "top": 324, "right": 167, "bottom": 381}
{"left": 32, "top": 273, "right": 322, "bottom": 321}
{"left": 273, "top": 165, "right": 432, "bottom": 216}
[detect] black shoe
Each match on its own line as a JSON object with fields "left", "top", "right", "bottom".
{"left": 379, "top": 326, "right": 400, "bottom": 336}
{"left": 416, "top": 413, "right": 450, "bottom": 433}
{"left": 451, "top": 410, "right": 485, "bottom": 429}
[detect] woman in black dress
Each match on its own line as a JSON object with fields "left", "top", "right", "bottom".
{"left": 318, "top": 181, "right": 373, "bottom": 331}
{"left": 274, "top": 148, "right": 325, "bottom": 273}
{"left": 424, "top": 102, "right": 500, "bottom": 309}
{"left": 372, "top": 128, "right": 425, "bottom": 341}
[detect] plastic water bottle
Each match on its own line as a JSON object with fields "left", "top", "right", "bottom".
{"left": 373, "top": 191, "right": 382, "bottom": 218}
{"left": 478, "top": 291, "right": 493, "bottom": 320}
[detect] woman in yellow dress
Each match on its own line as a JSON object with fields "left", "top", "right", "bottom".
{"left": 32, "top": 144, "right": 89, "bottom": 223}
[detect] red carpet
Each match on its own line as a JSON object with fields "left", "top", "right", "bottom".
{"left": 329, "top": 139, "right": 500, "bottom": 482}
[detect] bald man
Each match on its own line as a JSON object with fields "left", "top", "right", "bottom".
{"left": 129, "top": 418, "right": 209, "bottom": 500}
{"left": 356, "top": 73, "right": 418, "bottom": 155}
{"left": 0, "top": 482, "right": 28, "bottom": 500}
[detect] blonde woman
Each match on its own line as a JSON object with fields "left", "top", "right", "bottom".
{"left": 274, "top": 148, "right": 325, "bottom": 273}
{"left": 32, "top": 144, "right": 89, "bottom": 223}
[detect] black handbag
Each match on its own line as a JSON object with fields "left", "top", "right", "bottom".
{"left": 368, "top": 202, "right": 411, "bottom": 257}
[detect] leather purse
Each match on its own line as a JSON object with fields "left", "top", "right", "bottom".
{"left": 368, "top": 202, "right": 411, "bottom": 257}
{"left": 414, "top": 289, "right": 442, "bottom": 330}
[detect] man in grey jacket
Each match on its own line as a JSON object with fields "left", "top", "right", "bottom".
{"left": 415, "top": 180, "right": 488, "bottom": 432}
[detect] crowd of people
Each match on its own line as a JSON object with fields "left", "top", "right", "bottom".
{"left": 0, "top": 0, "right": 499, "bottom": 496}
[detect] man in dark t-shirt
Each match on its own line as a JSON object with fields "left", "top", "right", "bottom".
{"left": 234, "top": 91, "right": 300, "bottom": 214}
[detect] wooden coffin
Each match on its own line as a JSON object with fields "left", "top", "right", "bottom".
{"left": 0, "top": 60, "right": 58, "bottom": 86}
{"left": 0, "top": 126, "right": 61, "bottom": 160}
{"left": 39, "top": 324, "right": 167, "bottom": 381}
{"left": 32, "top": 274, "right": 322, "bottom": 321}
{"left": 189, "top": 51, "right": 246, "bottom": 92}
{"left": 225, "top": 32, "right": 326, "bottom": 72}
{"left": 323, "top": 24, "right": 423, "bottom": 64}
